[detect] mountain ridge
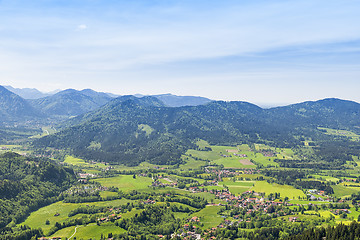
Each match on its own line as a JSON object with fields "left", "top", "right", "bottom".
{"left": 33, "top": 96, "right": 360, "bottom": 166}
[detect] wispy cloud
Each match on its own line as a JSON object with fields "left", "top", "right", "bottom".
{"left": 0, "top": 0, "right": 359, "bottom": 103}
{"left": 77, "top": 24, "right": 87, "bottom": 31}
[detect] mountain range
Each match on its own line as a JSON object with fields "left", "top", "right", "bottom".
{"left": 2, "top": 84, "right": 360, "bottom": 166}
{"left": 34, "top": 95, "right": 360, "bottom": 166}
{"left": 1, "top": 86, "right": 213, "bottom": 119}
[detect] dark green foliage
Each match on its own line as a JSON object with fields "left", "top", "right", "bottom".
{"left": 33, "top": 97, "right": 360, "bottom": 166}
{"left": 116, "top": 204, "right": 180, "bottom": 236}
{"left": 0, "top": 152, "right": 75, "bottom": 230}
{"left": 29, "top": 88, "right": 113, "bottom": 117}
{"left": 286, "top": 221, "right": 360, "bottom": 240}
{"left": 0, "top": 85, "right": 43, "bottom": 125}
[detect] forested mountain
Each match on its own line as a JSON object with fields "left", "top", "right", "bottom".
{"left": 150, "top": 93, "right": 212, "bottom": 107}
{"left": 0, "top": 152, "right": 75, "bottom": 236}
{"left": 33, "top": 96, "right": 360, "bottom": 166}
{"left": 0, "top": 86, "right": 43, "bottom": 125}
{"left": 4, "top": 85, "right": 52, "bottom": 99}
{"left": 266, "top": 98, "right": 360, "bottom": 131}
{"left": 29, "top": 89, "right": 113, "bottom": 117}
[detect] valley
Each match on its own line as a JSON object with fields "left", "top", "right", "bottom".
{"left": 1, "top": 86, "right": 360, "bottom": 239}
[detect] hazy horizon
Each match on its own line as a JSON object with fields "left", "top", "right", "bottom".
{"left": 1, "top": 0, "right": 360, "bottom": 105}
{"left": 4, "top": 84, "right": 360, "bottom": 108}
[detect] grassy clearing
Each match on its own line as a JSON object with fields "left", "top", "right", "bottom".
{"left": 138, "top": 124, "right": 154, "bottom": 136}
{"left": 220, "top": 180, "right": 255, "bottom": 195}
{"left": 64, "top": 156, "right": 87, "bottom": 166}
{"left": 312, "top": 174, "right": 340, "bottom": 182}
{"left": 212, "top": 157, "right": 256, "bottom": 169}
{"left": 95, "top": 175, "right": 153, "bottom": 192}
{"left": 100, "top": 191, "right": 118, "bottom": 198}
{"left": 186, "top": 149, "right": 220, "bottom": 161}
{"left": 318, "top": 127, "right": 360, "bottom": 141}
{"left": 75, "top": 223, "right": 125, "bottom": 239}
{"left": 190, "top": 206, "right": 223, "bottom": 229}
{"left": 196, "top": 139, "right": 211, "bottom": 149}
{"left": 251, "top": 153, "right": 278, "bottom": 167}
{"left": 30, "top": 126, "right": 57, "bottom": 139}
{"left": 50, "top": 226, "right": 76, "bottom": 238}
{"left": 112, "top": 162, "right": 169, "bottom": 171}
{"left": 179, "top": 155, "right": 207, "bottom": 170}
{"left": 332, "top": 185, "right": 360, "bottom": 198}
{"left": 63, "top": 155, "right": 107, "bottom": 169}
{"left": 20, "top": 199, "right": 131, "bottom": 235}
{"left": 251, "top": 181, "right": 305, "bottom": 199}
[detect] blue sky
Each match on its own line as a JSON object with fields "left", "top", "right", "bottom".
{"left": 0, "top": 0, "right": 360, "bottom": 106}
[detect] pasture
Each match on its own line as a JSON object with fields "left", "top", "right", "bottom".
{"left": 220, "top": 180, "right": 255, "bottom": 195}
{"left": 179, "top": 155, "right": 207, "bottom": 170}
{"left": 95, "top": 175, "right": 153, "bottom": 192}
{"left": 190, "top": 206, "right": 223, "bottom": 230}
{"left": 20, "top": 199, "right": 131, "bottom": 235}
{"left": 332, "top": 185, "right": 360, "bottom": 198}
{"left": 318, "top": 127, "right": 360, "bottom": 141}
{"left": 251, "top": 181, "right": 306, "bottom": 199}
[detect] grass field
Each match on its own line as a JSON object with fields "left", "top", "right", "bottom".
{"left": 251, "top": 181, "right": 306, "bottom": 199}
{"left": 186, "top": 144, "right": 279, "bottom": 168}
{"left": 51, "top": 222, "right": 126, "bottom": 239}
{"left": 212, "top": 157, "right": 256, "bottom": 169}
{"left": 50, "top": 226, "right": 76, "bottom": 238}
{"left": 95, "top": 175, "right": 153, "bottom": 192}
{"left": 63, "top": 156, "right": 107, "bottom": 169}
{"left": 138, "top": 124, "right": 154, "bottom": 136}
{"left": 64, "top": 156, "right": 87, "bottom": 166}
{"left": 318, "top": 127, "right": 360, "bottom": 141}
{"left": 179, "top": 155, "right": 207, "bottom": 170}
{"left": 220, "top": 180, "right": 255, "bottom": 195}
{"left": 30, "top": 126, "right": 57, "bottom": 139}
{"left": 20, "top": 199, "right": 131, "bottom": 235}
{"left": 195, "top": 139, "right": 211, "bottom": 149}
{"left": 190, "top": 206, "right": 223, "bottom": 229}
{"left": 251, "top": 153, "right": 278, "bottom": 167}
{"left": 100, "top": 191, "right": 119, "bottom": 198}
{"left": 312, "top": 174, "right": 340, "bottom": 182}
{"left": 332, "top": 185, "right": 360, "bottom": 198}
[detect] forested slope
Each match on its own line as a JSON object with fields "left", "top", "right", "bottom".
{"left": 33, "top": 97, "right": 360, "bottom": 166}
{"left": 0, "top": 152, "right": 75, "bottom": 236}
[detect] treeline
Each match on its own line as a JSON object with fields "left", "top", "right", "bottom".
{"left": 295, "top": 180, "right": 334, "bottom": 194}
{"left": 116, "top": 204, "right": 180, "bottom": 236}
{"left": 262, "top": 169, "right": 334, "bottom": 194}
{"left": 0, "top": 152, "right": 75, "bottom": 236}
{"left": 34, "top": 97, "right": 360, "bottom": 167}
{"left": 286, "top": 221, "right": 360, "bottom": 240}
{"left": 0, "top": 226, "right": 43, "bottom": 240}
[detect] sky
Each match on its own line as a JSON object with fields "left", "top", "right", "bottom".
{"left": 0, "top": 0, "right": 360, "bottom": 106}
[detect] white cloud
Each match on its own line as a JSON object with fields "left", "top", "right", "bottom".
{"left": 77, "top": 24, "right": 87, "bottom": 30}
{"left": 0, "top": 0, "right": 360, "bottom": 103}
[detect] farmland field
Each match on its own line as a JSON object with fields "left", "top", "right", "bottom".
{"left": 251, "top": 181, "right": 306, "bottom": 199}
{"left": 190, "top": 206, "right": 223, "bottom": 229}
{"left": 20, "top": 199, "right": 131, "bottom": 235}
{"left": 95, "top": 175, "right": 153, "bottom": 192}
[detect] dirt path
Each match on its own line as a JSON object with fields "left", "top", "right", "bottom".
{"left": 69, "top": 226, "right": 79, "bottom": 240}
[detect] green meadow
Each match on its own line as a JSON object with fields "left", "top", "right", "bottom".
{"left": 190, "top": 205, "right": 223, "bottom": 230}
{"left": 251, "top": 181, "right": 306, "bottom": 199}
{"left": 332, "top": 185, "right": 360, "bottom": 198}
{"left": 220, "top": 180, "right": 255, "bottom": 195}
{"left": 318, "top": 127, "right": 360, "bottom": 141}
{"left": 51, "top": 223, "right": 126, "bottom": 239}
{"left": 95, "top": 175, "right": 153, "bottom": 192}
{"left": 21, "top": 199, "right": 131, "bottom": 235}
